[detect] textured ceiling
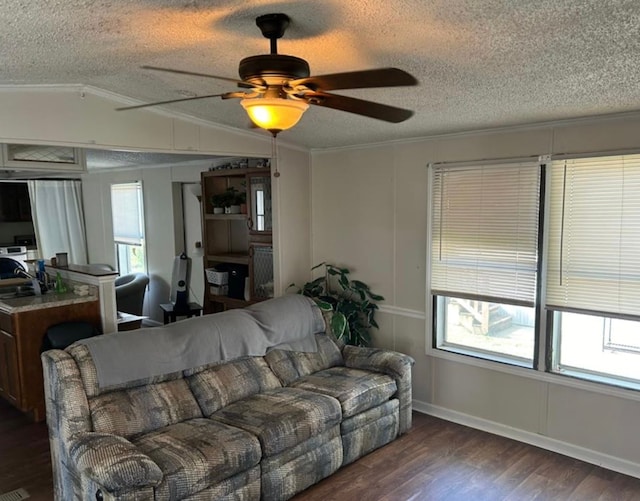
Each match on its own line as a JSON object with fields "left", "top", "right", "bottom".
{"left": 1, "top": 0, "right": 640, "bottom": 149}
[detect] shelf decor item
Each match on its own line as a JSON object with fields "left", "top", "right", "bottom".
{"left": 292, "top": 263, "right": 384, "bottom": 347}
{"left": 211, "top": 193, "right": 226, "bottom": 214}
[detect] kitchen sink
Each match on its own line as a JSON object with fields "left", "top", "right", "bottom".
{"left": 0, "top": 285, "right": 39, "bottom": 300}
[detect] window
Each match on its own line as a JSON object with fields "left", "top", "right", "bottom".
{"left": 429, "top": 153, "right": 640, "bottom": 391}
{"left": 430, "top": 162, "right": 541, "bottom": 366}
{"left": 111, "top": 182, "right": 146, "bottom": 275}
{"left": 546, "top": 155, "right": 640, "bottom": 389}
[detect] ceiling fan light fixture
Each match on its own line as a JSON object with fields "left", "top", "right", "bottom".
{"left": 241, "top": 98, "right": 309, "bottom": 134}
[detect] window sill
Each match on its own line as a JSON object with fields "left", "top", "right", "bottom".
{"left": 427, "top": 345, "right": 640, "bottom": 403}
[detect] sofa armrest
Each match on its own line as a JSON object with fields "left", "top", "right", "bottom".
{"left": 342, "top": 346, "right": 415, "bottom": 434}
{"left": 69, "top": 432, "right": 163, "bottom": 494}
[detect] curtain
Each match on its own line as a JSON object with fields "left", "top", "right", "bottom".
{"left": 28, "top": 180, "right": 88, "bottom": 265}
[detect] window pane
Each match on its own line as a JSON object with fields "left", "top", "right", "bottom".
{"left": 553, "top": 311, "right": 640, "bottom": 387}
{"left": 438, "top": 296, "right": 535, "bottom": 363}
{"left": 116, "top": 243, "right": 145, "bottom": 275}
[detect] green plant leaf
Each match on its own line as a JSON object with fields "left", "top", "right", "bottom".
{"left": 367, "top": 293, "right": 385, "bottom": 301}
{"left": 331, "top": 312, "right": 347, "bottom": 339}
{"left": 311, "top": 262, "right": 327, "bottom": 271}
{"left": 351, "top": 280, "right": 370, "bottom": 290}
{"left": 314, "top": 300, "right": 333, "bottom": 311}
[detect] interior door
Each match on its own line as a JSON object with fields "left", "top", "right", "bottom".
{"left": 182, "top": 183, "right": 204, "bottom": 306}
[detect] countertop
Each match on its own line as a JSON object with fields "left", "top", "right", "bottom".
{"left": 40, "top": 262, "right": 119, "bottom": 277}
{"left": 0, "top": 291, "right": 98, "bottom": 314}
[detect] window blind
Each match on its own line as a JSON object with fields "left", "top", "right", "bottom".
{"left": 430, "top": 162, "right": 541, "bottom": 305}
{"left": 111, "top": 182, "right": 144, "bottom": 245}
{"left": 546, "top": 154, "right": 640, "bottom": 318}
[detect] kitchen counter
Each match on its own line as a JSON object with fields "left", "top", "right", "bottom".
{"left": 45, "top": 262, "right": 119, "bottom": 277}
{"left": 0, "top": 291, "right": 98, "bottom": 314}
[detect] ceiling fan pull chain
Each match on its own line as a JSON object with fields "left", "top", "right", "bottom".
{"left": 272, "top": 135, "right": 280, "bottom": 178}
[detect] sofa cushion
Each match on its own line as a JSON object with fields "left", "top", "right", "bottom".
{"left": 132, "top": 418, "right": 261, "bottom": 500}
{"left": 289, "top": 367, "right": 397, "bottom": 418}
{"left": 211, "top": 387, "right": 341, "bottom": 457}
{"left": 264, "top": 333, "right": 344, "bottom": 386}
{"left": 186, "top": 356, "right": 281, "bottom": 416}
{"left": 88, "top": 378, "right": 203, "bottom": 439}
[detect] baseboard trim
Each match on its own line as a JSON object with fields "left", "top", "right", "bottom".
{"left": 412, "top": 400, "right": 640, "bottom": 479}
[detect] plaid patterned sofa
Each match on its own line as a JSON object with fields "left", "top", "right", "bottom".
{"left": 41, "top": 298, "right": 414, "bottom": 501}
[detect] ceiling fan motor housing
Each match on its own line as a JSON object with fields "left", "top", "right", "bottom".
{"left": 239, "top": 54, "right": 310, "bottom": 85}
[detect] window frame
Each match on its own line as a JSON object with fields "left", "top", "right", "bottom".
{"left": 111, "top": 181, "right": 147, "bottom": 275}
{"left": 428, "top": 159, "right": 544, "bottom": 368}
{"left": 428, "top": 154, "right": 640, "bottom": 394}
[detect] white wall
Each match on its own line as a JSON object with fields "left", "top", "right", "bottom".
{"left": 311, "top": 113, "right": 640, "bottom": 478}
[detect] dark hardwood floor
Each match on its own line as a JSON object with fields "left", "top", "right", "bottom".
{"left": 2, "top": 399, "right": 640, "bottom": 500}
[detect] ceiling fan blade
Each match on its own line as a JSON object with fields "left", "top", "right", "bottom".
{"left": 141, "top": 65, "right": 254, "bottom": 89}
{"left": 290, "top": 68, "right": 417, "bottom": 91}
{"left": 116, "top": 93, "right": 229, "bottom": 111}
{"left": 303, "top": 92, "right": 414, "bottom": 123}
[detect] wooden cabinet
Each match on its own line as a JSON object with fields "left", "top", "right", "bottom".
{"left": 0, "top": 300, "right": 101, "bottom": 422}
{"left": 0, "top": 328, "right": 19, "bottom": 405}
{"left": 201, "top": 168, "right": 274, "bottom": 313}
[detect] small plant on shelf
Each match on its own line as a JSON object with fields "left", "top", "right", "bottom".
{"left": 211, "top": 193, "right": 227, "bottom": 213}
{"left": 211, "top": 187, "right": 243, "bottom": 214}
{"left": 291, "top": 262, "right": 384, "bottom": 347}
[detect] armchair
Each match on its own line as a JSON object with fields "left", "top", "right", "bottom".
{"left": 115, "top": 272, "right": 149, "bottom": 316}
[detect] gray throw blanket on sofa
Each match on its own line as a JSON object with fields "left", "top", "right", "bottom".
{"left": 79, "top": 294, "right": 323, "bottom": 388}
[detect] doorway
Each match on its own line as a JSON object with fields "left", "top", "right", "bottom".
{"left": 181, "top": 183, "right": 204, "bottom": 306}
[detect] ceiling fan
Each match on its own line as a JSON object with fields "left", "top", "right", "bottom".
{"left": 117, "top": 13, "right": 419, "bottom": 136}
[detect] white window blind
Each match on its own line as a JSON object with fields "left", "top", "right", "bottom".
{"left": 546, "top": 154, "right": 640, "bottom": 318}
{"left": 430, "top": 162, "right": 541, "bottom": 305}
{"left": 111, "top": 182, "right": 144, "bottom": 245}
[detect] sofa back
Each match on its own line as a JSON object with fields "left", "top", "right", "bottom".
{"left": 186, "top": 356, "right": 282, "bottom": 416}
{"left": 67, "top": 344, "right": 203, "bottom": 439}
{"left": 265, "top": 333, "right": 344, "bottom": 385}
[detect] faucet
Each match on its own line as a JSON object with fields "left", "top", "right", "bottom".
{"left": 14, "top": 268, "right": 44, "bottom": 295}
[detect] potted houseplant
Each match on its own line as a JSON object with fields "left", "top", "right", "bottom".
{"left": 237, "top": 190, "right": 247, "bottom": 214}
{"left": 211, "top": 193, "right": 226, "bottom": 214}
{"left": 211, "top": 186, "right": 240, "bottom": 214}
{"left": 221, "top": 187, "right": 241, "bottom": 214}
{"left": 291, "top": 263, "right": 384, "bottom": 347}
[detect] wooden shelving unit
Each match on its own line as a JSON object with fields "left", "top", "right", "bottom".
{"left": 201, "top": 167, "right": 274, "bottom": 314}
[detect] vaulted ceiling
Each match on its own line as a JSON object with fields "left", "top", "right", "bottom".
{"left": 1, "top": 0, "right": 639, "bottom": 149}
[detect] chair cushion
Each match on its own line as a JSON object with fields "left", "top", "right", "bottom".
{"left": 211, "top": 387, "right": 341, "bottom": 457}
{"left": 289, "top": 367, "right": 397, "bottom": 418}
{"left": 132, "top": 418, "right": 261, "bottom": 500}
